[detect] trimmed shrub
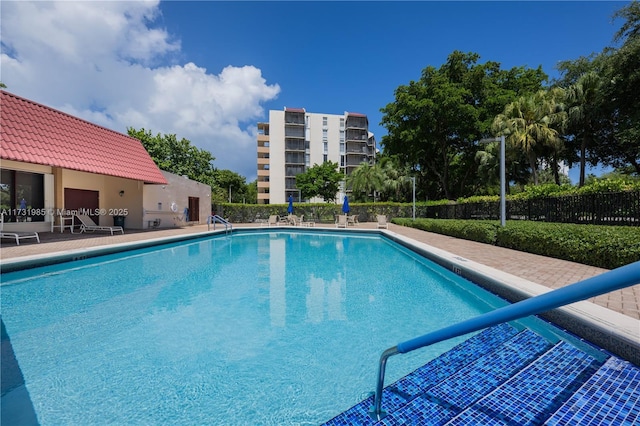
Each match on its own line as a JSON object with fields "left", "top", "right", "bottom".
{"left": 394, "top": 218, "right": 498, "bottom": 244}
{"left": 394, "top": 218, "right": 640, "bottom": 269}
{"left": 495, "top": 221, "right": 640, "bottom": 269}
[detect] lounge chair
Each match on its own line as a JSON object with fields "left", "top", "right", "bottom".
{"left": 0, "top": 214, "right": 40, "bottom": 245}
{"left": 336, "top": 214, "right": 348, "bottom": 228}
{"left": 262, "top": 215, "right": 280, "bottom": 227}
{"left": 376, "top": 214, "right": 389, "bottom": 229}
{"left": 347, "top": 214, "right": 359, "bottom": 226}
{"left": 75, "top": 214, "right": 124, "bottom": 235}
{"left": 288, "top": 215, "right": 300, "bottom": 226}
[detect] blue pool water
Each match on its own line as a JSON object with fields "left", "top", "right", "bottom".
{"left": 1, "top": 230, "right": 517, "bottom": 425}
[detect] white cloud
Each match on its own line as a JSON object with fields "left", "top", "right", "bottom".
{"left": 0, "top": 0, "right": 280, "bottom": 181}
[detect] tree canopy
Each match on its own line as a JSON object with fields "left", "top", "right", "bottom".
{"left": 128, "top": 128, "right": 217, "bottom": 187}
{"left": 295, "top": 161, "right": 343, "bottom": 203}
{"left": 380, "top": 51, "right": 547, "bottom": 200}
{"left": 128, "top": 127, "right": 253, "bottom": 204}
{"left": 377, "top": 2, "right": 639, "bottom": 200}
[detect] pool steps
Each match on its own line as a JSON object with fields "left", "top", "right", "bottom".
{"left": 322, "top": 323, "right": 640, "bottom": 425}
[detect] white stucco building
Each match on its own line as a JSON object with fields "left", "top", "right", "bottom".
{"left": 257, "top": 108, "right": 376, "bottom": 205}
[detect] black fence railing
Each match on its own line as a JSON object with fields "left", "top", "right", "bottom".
{"left": 425, "top": 191, "right": 639, "bottom": 226}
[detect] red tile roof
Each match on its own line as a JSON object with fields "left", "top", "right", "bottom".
{"left": 1, "top": 91, "right": 167, "bottom": 184}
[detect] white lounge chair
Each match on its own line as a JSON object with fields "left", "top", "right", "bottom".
{"left": 377, "top": 214, "right": 389, "bottom": 229}
{"left": 0, "top": 213, "right": 40, "bottom": 245}
{"left": 336, "top": 214, "right": 348, "bottom": 228}
{"left": 261, "top": 215, "right": 280, "bottom": 227}
{"left": 75, "top": 214, "right": 124, "bottom": 235}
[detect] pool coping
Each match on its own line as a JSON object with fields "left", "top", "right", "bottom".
{"left": 2, "top": 226, "right": 638, "bottom": 365}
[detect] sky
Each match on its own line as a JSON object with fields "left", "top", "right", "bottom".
{"left": 0, "top": 1, "right": 629, "bottom": 183}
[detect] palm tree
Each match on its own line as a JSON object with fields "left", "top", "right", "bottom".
{"left": 492, "top": 89, "right": 566, "bottom": 185}
{"left": 565, "top": 71, "right": 603, "bottom": 186}
{"left": 346, "top": 162, "right": 384, "bottom": 201}
{"left": 378, "top": 157, "right": 411, "bottom": 201}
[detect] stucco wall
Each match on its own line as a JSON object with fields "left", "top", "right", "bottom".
{"left": 143, "top": 171, "right": 211, "bottom": 229}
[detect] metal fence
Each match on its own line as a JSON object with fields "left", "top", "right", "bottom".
{"left": 425, "top": 191, "right": 639, "bottom": 226}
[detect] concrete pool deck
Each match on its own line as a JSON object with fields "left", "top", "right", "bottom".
{"left": 1, "top": 221, "right": 638, "bottom": 362}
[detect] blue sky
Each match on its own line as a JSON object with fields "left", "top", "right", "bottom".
{"left": 1, "top": 1, "right": 628, "bottom": 183}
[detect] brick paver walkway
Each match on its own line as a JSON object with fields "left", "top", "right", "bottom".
{"left": 1, "top": 222, "right": 638, "bottom": 320}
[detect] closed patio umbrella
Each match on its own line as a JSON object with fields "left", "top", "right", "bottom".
{"left": 342, "top": 196, "right": 350, "bottom": 214}
{"left": 287, "top": 195, "right": 294, "bottom": 214}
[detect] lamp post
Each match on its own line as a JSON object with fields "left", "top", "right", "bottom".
{"left": 411, "top": 177, "right": 416, "bottom": 220}
{"left": 479, "top": 135, "right": 506, "bottom": 227}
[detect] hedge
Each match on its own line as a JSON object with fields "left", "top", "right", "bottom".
{"left": 393, "top": 218, "right": 640, "bottom": 269}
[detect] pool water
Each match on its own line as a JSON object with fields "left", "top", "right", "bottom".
{"left": 1, "top": 231, "right": 513, "bottom": 425}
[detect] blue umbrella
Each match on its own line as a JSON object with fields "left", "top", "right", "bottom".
{"left": 342, "top": 196, "right": 350, "bottom": 214}
{"left": 20, "top": 198, "right": 27, "bottom": 210}
{"left": 287, "top": 195, "right": 294, "bottom": 214}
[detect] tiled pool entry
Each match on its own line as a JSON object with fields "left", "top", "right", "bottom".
{"left": 1, "top": 229, "right": 639, "bottom": 425}
{"left": 324, "top": 323, "right": 640, "bottom": 425}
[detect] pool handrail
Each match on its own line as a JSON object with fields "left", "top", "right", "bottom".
{"left": 207, "top": 215, "right": 232, "bottom": 232}
{"left": 369, "top": 260, "right": 640, "bottom": 420}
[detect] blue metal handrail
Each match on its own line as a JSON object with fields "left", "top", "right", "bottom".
{"left": 207, "top": 215, "right": 232, "bottom": 232}
{"left": 369, "top": 261, "right": 640, "bottom": 420}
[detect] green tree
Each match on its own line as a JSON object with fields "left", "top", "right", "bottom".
{"left": 295, "top": 162, "right": 343, "bottom": 203}
{"left": 554, "top": 2, "right": 640, "bottom": 177}
{"left": 128, "top": 128, "right": 217, "bottom": 187}
{"left": 381, "top": 51, "right": 547, "bottom": 200}
{"left": 378, "top": 156, "right": 412, "bottom": 202}
{"left": 596, "top": 1, "right": 640, "bottom": 174}
{"left": 213, "top": 169, "right": 247, "bottom": 204}
{"left": 245, "top": 180, "right": 258, "bottom": 204}
{"left": 346, "top": 162, "right": 384, "bottom": 201}
{"left": 492, "top": 89, "right": 566, "bottom": 185}
{"left": 565, "top": 71, "right": 603, "bottom": 186}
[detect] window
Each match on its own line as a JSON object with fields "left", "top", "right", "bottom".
{"left": 323, "top": 154, "right": 328, "bottom": 163}
{"left": 322, "top": 116, "right": 328, "bottom": 126}
{"left": 340, "top": 142, "right": 345, "bottom": 153}
{"left": 0, "top": 169, "right": 45, "bottom": 222}
{"left": 323, "top": 142, "right": 328, "bottom": 153}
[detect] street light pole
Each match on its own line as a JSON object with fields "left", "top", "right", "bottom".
{"left": 479, "top": 136, "right": 506, "bottom": 227}
{"left": 499, "top": 135, "right": 506, "bottom": 227}
{"left": 411, "top": 177, "right": 416, "bottom": 220}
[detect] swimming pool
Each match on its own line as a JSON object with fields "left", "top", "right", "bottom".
{"left": 1, "top": 230, "right": 569, "bottom": 424}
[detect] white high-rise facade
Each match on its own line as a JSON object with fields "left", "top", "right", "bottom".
{"left": 257, "top": 107, "right": 375, "bottom": 205}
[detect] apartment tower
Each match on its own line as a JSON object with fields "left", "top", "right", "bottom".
{"left": 257, "top": 108, "right": 375, "bottom": 205}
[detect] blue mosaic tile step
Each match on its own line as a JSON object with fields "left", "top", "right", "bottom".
{"left": 374, "top": 329, "right": 551, "bottom": 426}
{"left": 425, "top": 329, "right": 552, "bottom": 414}
{"left": 544, "top": 357, "right": 640, "bottom": 425}
{"left": 386, "top": 323, "right": 519, "bottom": 404}
{"left": 322, "top": 324, "right": 519, "bottom": 426}
{"left": 446, "top": 341, "right": 602, "bottom": 425}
